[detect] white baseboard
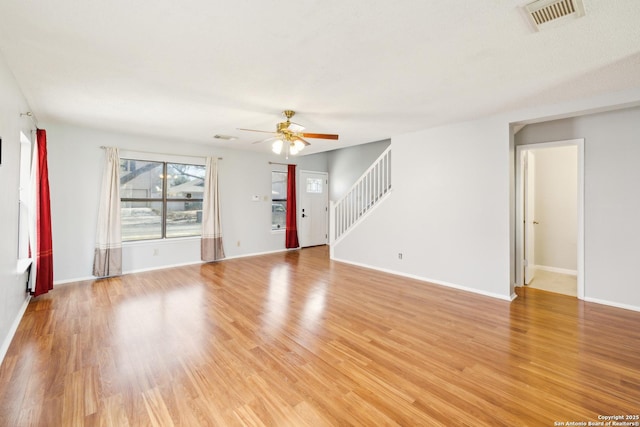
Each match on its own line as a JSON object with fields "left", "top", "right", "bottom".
{"left": 224, "top": 248, "right": 288, "bottom": 260}
{"left": 54, "top": 275, "right": 96, "bottom": 285}
{"left": 534, "top": 265, "right": 577, "bottom": 276}
{"left": 584, "top": 297, "right": 640, "bottom": 313}
{"left": 331, "top": 256, "right": 513, "bottom": 302}
{"left": 123, "top": 260, "right": 205, "bottom": 275}
{"left": 54, "top": 261, "right": 208, "bottom": 284}
{"left": 520, "top": 276, "right": 639, "bottom": 312}
{"left": 0, "top": 295, "right": 31, "bottom": 366}
{"left": 52, "top": 249, "right": 291, "bottom": 285}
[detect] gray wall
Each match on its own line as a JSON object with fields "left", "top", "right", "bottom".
{"left": 333, "top": 116, "right": 512, "bottom": 300}
{"left": 326, "top": 139, "right": 390, "bottom": 201}
{"left": 0, "top": 53, "right": 33, "bottom": 361}
{"left": 331, "top": 101, "right": 640, "bottom": 309}
{"left": 516, "top": 106, "right": 640, "bottom": 308}
{"left": 46, "top": 123, "right": 328, "bottom": 282}
{"left": 22, "top": 121, "right": 388, "bottom": 284}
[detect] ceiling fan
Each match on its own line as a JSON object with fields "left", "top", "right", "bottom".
{"left": 238, "top": 110, "right": 339, "bottom": 156}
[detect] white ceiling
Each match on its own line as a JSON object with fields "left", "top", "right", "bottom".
{"left": 1, "top": 1, "right": 639, "bottom": 155}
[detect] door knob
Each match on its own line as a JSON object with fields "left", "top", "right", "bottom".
{"left": 302, "top": 213, "right": 307, "bottom": 218}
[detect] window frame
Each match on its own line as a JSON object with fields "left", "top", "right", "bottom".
{"left": 271, "top": 170, "right": 287, "bottom": 231}
{"left": 17, "top": 132, "right": 33, "bottom": 273}
{"left": 120, "top": 158, "right": 205, "bottom": 241}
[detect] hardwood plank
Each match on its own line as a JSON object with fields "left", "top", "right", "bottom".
{"left": 1, "top": 246, "right": 639, "bottom": 425}
{"left": 142, "top": 386, "right": 174, "bottom": 427}
{"left": 97, "top": 394, "right": 130, "bottom": 427}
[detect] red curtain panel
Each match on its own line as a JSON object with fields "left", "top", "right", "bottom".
{"left": 33, "top": 129, "right": 54, "bottom": 297}
{"left": 285, "top": 164, "right": 299, "bottom": 249}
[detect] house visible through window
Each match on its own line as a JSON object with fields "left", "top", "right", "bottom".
{"left": 272, "top": 171, "right": 287, "bottom": 230}
{"left": 120, "top": 159, "right": 205, "bottom": 241}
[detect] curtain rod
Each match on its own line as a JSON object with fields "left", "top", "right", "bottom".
{"left": 268, "top": 161, "right": 295, "bottom": 166}
{"left": 20, "top": 112, "right": 39, "bottom": 128}
{"left": 100, "top": 146, "right": 222, "bottom": 160}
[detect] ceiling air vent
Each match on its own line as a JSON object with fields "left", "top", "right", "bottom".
{"left": 525, "top": 0, "right": 585, "bottom": 30}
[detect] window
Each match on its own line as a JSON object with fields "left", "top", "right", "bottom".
{"left": 18, "top": 132, "right": 32, "bottom": 261}
{"left": 306, "top": 177, "right": 323, "bottom": 194}
{"left": 120, "top": 159, "right": 205, "bottom": 241}
{"left": 272, "top": 171, "right": 287, "bottom": 230}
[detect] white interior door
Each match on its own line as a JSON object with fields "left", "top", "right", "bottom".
{"left": 524, "top": 151, "right": 536, "bottom": 285}
{"left": 298, "top": 171, "right": 328, "bottom": 248}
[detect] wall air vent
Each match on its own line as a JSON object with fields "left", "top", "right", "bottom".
{"left": 525, "top": 0, "right": 585, "bottom": 30}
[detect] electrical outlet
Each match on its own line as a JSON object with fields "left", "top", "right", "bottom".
{"left": 398, "top": 253, "right": 403, "bottom": 260}
{"left": 153, "top": 248, "right": 159, "bottom": 256}
{"left": 237, "top": 241, "right": 241, "bottom": 247}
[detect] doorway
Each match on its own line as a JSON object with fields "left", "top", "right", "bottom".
{"left": 298, "top": 170, "right": 328, "bottom": 248}
{"left": 515, "top": 139, "right": 584, "bottom": 299}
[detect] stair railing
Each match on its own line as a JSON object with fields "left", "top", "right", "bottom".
{"left": 331, "top": 146, "right": 392, "bottom": 243}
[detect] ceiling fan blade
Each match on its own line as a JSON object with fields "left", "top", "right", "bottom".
{"left": 300, "top": 132, "right": 339, "bottom": 140}
{"left": 237, "top": 128, "right": 277, "bottom": 134}
{"left": 297, "top": 137, "right": 311, "bottom": 146}
{"left": 288, "top": 122, "right": 305, "bottom": 132}
{"left": 251, "top": 136, "right": 280, "bottom": 144}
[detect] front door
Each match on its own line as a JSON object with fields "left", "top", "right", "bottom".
{"left": 298, "top": 171, "right": 328, "bottom": 248}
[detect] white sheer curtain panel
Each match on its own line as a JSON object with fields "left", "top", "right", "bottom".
{"left": 201, "top": 157, "right": 225, "bottom": 262}
{"left": 93, "top": 147, "right": 122, "bottom": 277}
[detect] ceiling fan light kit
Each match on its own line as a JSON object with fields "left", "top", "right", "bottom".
{"left": 272, "top": 139, "right": 284, "bottom": 154}
{"left": 238, "top": 110, "right": 339, "bottom": 157}
{"left": 271, "top": 137, "right": 306, "bottom": 157}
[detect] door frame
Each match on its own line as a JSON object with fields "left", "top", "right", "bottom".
{"left": 515, "top": 138, "right": 584, "bottom": 299}
{"left": 298, "top": 170, "right": 329, "bottom": 247}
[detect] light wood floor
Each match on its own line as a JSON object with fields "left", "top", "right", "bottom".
{"left": 1, "top": 246, "right": 639, "bottom": 426}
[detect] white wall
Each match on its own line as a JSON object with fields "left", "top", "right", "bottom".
{"left": 516, "top": 106, "right": 640, "bottom": 310}
{"left": 533, "top": 146, "right": 577, "bottom": 272}
{"left": 0, "top": 53, "right": 34, "bottom": 362}
{"left": 333, "top": 117, "right": 512, "bottom": 300}
{"left": 46, "top": 123, "right": 328, "bottom": 282}
{"left": 326, "top": 139, "right": 390, "bottom": 201}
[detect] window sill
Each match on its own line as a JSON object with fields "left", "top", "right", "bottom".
{"left": 17, "top": 258, "right": 33, "bottom": 274}
{"left": 271, "top": 229, "right": 286, "bottom": 234}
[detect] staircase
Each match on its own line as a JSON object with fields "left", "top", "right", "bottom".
{"left": 330, "top": 146, "right": 392, "bottom": 244}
